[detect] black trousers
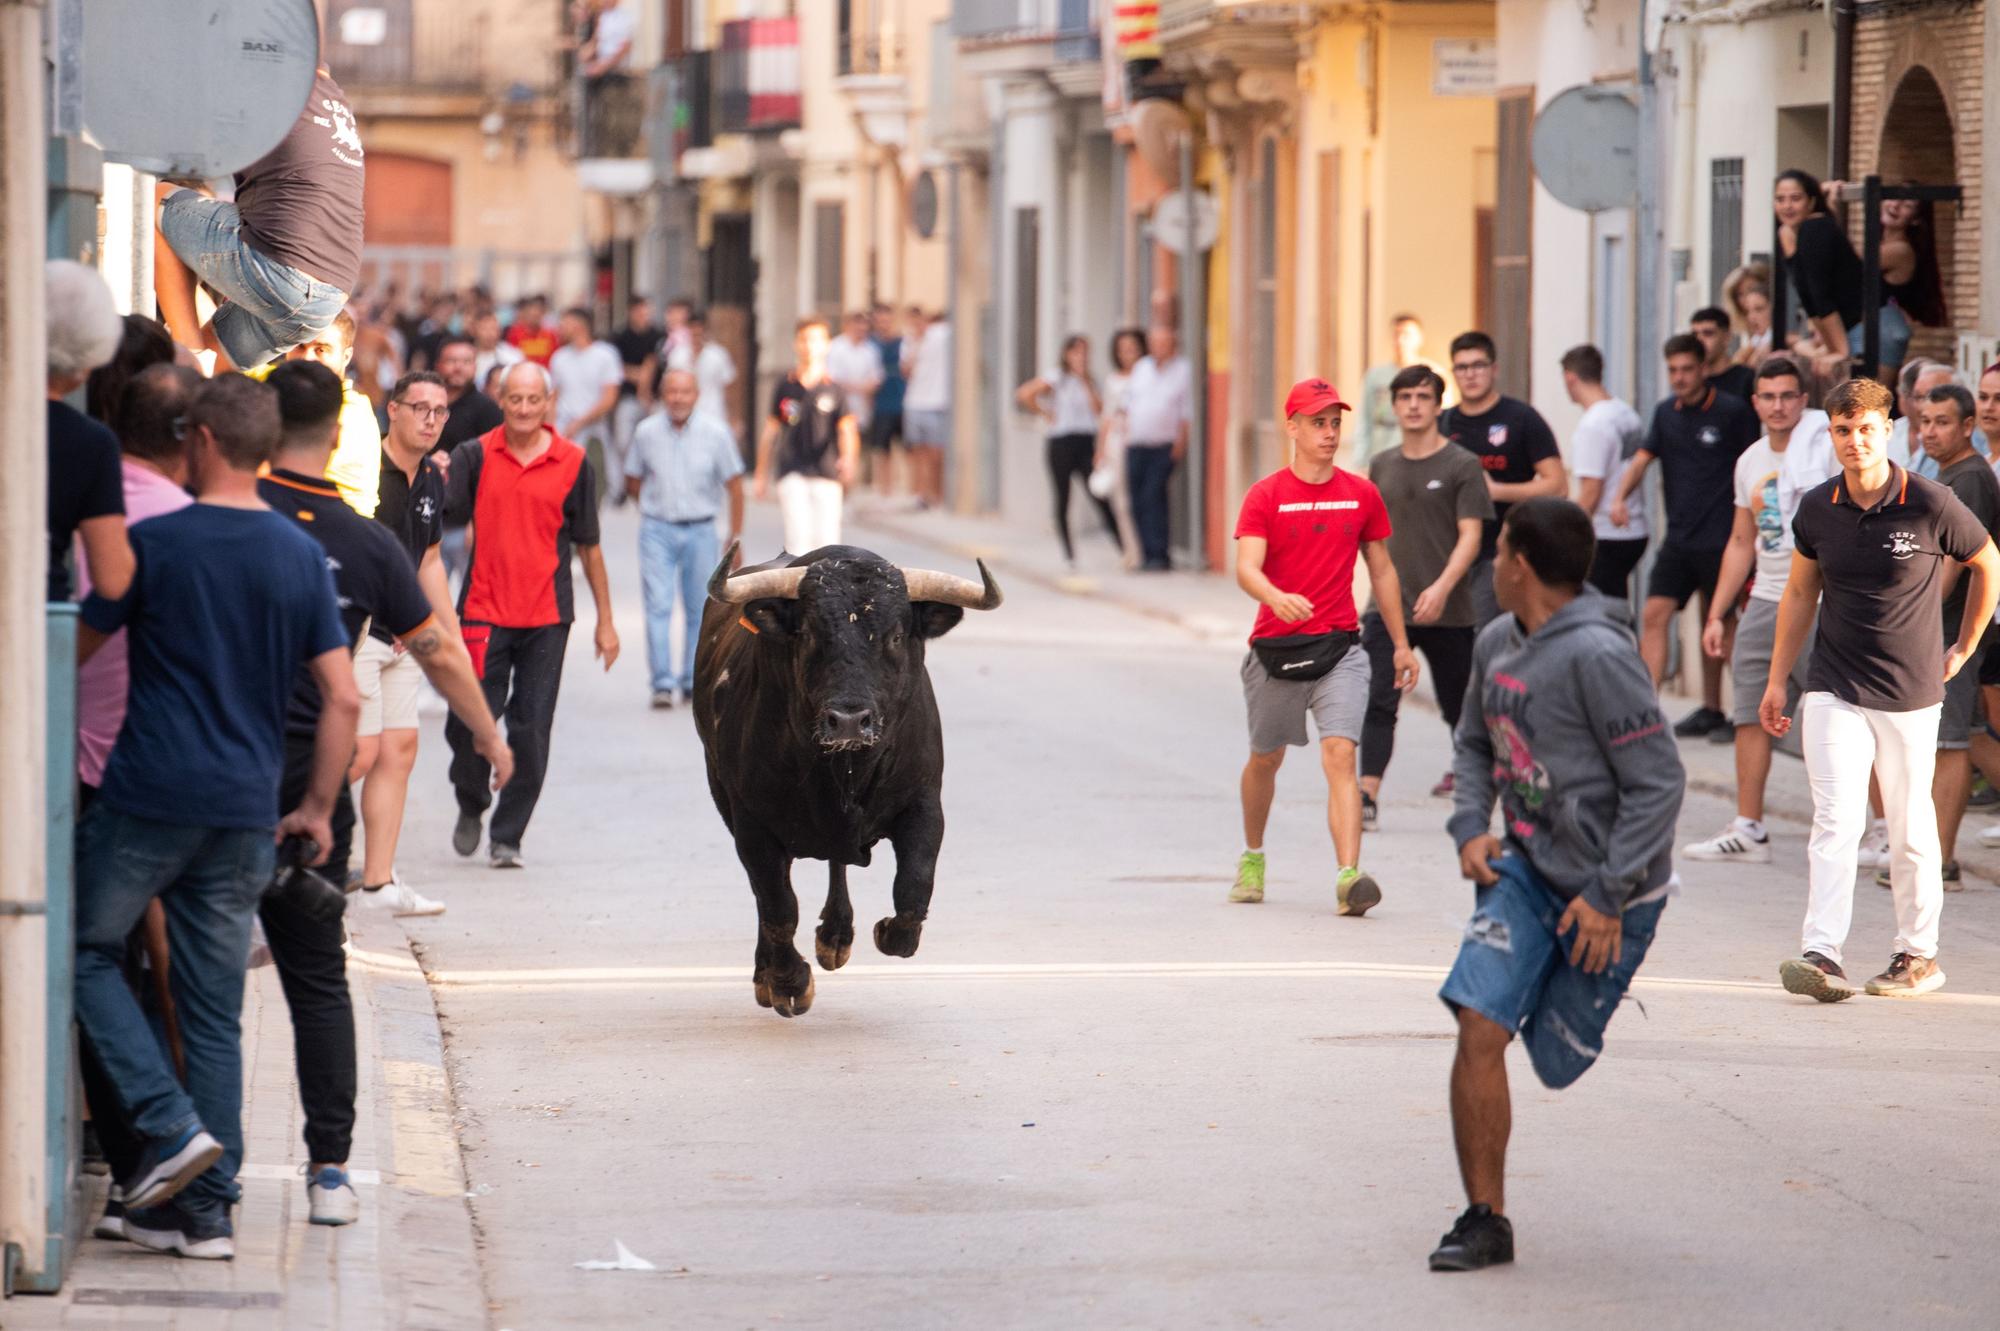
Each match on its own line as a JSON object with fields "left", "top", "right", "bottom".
{"left": 1047, "top": 433, "right": 1117, "bottom": 562}
{"left": 267, "top": 731, "right": 358, "bottom": 1165}
{"left": 447, "top": 622, "right": 570, "bottom": 848}
{"left": 1360, "top": 612, "right": 1477, "bottom": 781}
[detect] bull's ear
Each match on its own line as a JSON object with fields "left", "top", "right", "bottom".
{"left": 912, "top": 602, "right": 965, "bottom": 640}
{"left": 745, "top": 599, "right": 803, "bottom": 638}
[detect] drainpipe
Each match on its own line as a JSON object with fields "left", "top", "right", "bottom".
{"left": 1830, "top": 0, "right": 1854, "bottom": 180}
{"left": 0, "top": 0, "right": 52, "bottom": 1291}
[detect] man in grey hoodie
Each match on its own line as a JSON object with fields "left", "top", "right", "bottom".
{"left": 1429, "top": 497, "right": 1686, "bottom": 1273}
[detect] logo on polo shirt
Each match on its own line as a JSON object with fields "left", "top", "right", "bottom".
{"left": 1487, "top": 424, "right": 1509, "bottom": 448}
{"left": 1885, "top": 531, "right": 1921, "bottom": 560}
{"left": 1698, "top": 426, "right": 1722, "bottom": 448}
{"left": 416, "top": 497, "right": 436, "bottom": 522}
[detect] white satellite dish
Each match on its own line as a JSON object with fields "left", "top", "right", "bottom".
{"left": 82, "top": 0, "right": 320, "bottom": 178}
{"left": 1530, "top": 85, "right": 1639, "bottom": 215}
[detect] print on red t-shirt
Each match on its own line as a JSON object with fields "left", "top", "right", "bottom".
{"left": 1233, "top": 467, "right": 1393, "bottom": 642}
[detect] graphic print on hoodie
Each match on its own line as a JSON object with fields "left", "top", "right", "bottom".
{"left": 1449, "top": 588, "right": 1687, "bottom": 916}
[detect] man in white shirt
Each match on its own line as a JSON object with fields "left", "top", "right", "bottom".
{"left": 1561, "top": 345, "right": 1647, "bottom": 611}
{"left": 549, "top": 307, "right": 627, "bottom": 504}
{"left": 681, "top": 311, "right": 740, "bottom": 439}
{"left": 901, "top": 308, "right": 951, "bottom": 508}
{"left": 1683, "top": 354, "right": 1835, "bottom": 864}
{"left": 827, "top": 310, "right": 885, "bottom": 433}
{"left": 471, "top": 310, "right": 523, "bottom": 395}
{"left": 581, "top": 0, "right": 634, "bottom": 76}
{"left": 1120, "top": 324, "right": 1193, "bottom": 570}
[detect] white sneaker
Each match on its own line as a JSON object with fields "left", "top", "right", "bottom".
{"left": 1855, "top": 824, "right": 1891, "bottom": 869}
{"left": 305, "top": 1165, "right": 360, "bottom": 1226}
{"left": 359, "top": 873, "right": 446, "bottom": 917}
{"left": 1681, "top": 824, "right": 1772, "bottom": 863}
{"left": 1979, "top": 824, "right": 2000, "bottom": 848}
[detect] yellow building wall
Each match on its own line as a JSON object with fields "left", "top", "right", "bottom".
{"left": 1299, "top": 6, "right": 1495, "bottom": 397}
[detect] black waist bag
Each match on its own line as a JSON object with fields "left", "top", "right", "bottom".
{"left": 1252, "top": 629, "right": 1359, "bottom": 683}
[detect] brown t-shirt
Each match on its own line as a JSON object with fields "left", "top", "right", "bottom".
{"left": 1367, "top": 441, "right": 1495, "bottom": 628}
{"left": 234, "top": 70, "right": 365, "bottom": 293}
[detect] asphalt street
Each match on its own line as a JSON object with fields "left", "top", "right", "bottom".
{"left": 393, "top": 500, "right": 2000, "bottom": 1330}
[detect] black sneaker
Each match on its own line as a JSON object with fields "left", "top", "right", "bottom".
{"left": 1673, "top": 706, "right": 1728, "bottom": 738}
{"left": 452, "top": 810, "right": 483, "bottom": 858}
{"left": 123, "top": 1199, "right": 234, "bottom": 1261}
{"left": 1429, "top": 1203, "right": 1514, "bottom": 1271}
{"left": 122, "top": 1124, "right": 223, "bottom": 1211}
{"left": 1361, "top": 793, "right": 1380, "bottom": 833}
{"left": 1778, "top": 951, "right": 1853, "bottom": 1003}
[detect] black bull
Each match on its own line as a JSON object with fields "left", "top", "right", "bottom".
{"left": 693, "top": 545, "right": 1002, "bottom": 1017}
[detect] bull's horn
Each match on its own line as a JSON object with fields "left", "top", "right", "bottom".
{"left": 901, "top": 561, "right": 1004, "bottom": 611}
{"left": 709, "top": 544, "right": 810, "bottom": 603}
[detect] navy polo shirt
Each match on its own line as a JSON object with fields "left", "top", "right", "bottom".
{"left": 1793, "top": 463, "right": 1992, "bottom": 711}
{"left": 1642, "top": 387, "right": 1760, "bottom": 550}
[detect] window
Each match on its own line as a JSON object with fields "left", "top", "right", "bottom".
{"left": 1710, "top": 157, "right": 1744, "bottom": 304}
{"left": 813, "top": 201, "right": 844, "bottom": 313}
{"left": 1014, "top": 207, "right": 1040, "bottom": 385}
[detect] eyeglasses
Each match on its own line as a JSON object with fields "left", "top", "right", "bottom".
{"left": 1451, "top": 359, "right": 1493, "bottom": 374}
{"left": 1754, "top": 391, "right": 1806, "bottom": 405}
{"left": 393, "top": 401, "right": 449, "bottom": 420}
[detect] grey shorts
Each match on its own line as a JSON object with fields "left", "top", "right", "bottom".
{"left": 1940, "top": 626, "right": 1993, "bottom": 749}
{"left": 1731, "top": 597, "right": 1812, "bottom": 727}
{"left": 1242, "top": 644, "right": 1369, "bottom": 752}
{"left": 904, "top": 408, "right": 950, "bottom": 447}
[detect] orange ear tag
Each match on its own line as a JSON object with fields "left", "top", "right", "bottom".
{"left": 738, "top": 615, "right": 760, "bottom": 635}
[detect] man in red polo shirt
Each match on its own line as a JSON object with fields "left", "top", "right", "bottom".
{"left": 1231, "top": 378, "right": 1419, "bottom": 913}
{"left": 444, "top": 361, "right": 620, "bottom": 868}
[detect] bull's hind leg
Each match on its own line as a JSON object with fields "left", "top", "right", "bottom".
{"left": 815, "top": 863, "right": 855, "bottom": 971}
{"left": 735, "top": 825, "right": 815, "bottom": 1017}
{"left": 875, "top": 800, "right": 943, "bottom": 958}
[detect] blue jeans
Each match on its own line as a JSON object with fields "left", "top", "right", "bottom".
{"left": 1848, "top": 302, "right": 1912, "bottom": 375}
{"left": 74, "top": 804, "right": 274, "bottom": 1209}
{"left": 158, "top": 190, "right": 349, "bottom": 369}
{"left": 1439, "top": 854, "right": 1665, "bottom": 1090}
{"left": 639, "top": 516, "right": 718, "bottom": 693}
{"left": 1125, "top": 443, "right": 1176, "bottom": 568}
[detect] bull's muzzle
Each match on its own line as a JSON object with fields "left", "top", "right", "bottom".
{"left": 816, "top": 706, "right": 879, "bottom": 751}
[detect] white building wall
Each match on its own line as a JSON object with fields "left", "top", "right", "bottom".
{"left": 992, "top": 77, "right": 1063, "bottom": 530}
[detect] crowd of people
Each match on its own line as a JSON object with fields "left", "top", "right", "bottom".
{"left": 1213, "top": 164, "right": 1998, "bottom": 1274}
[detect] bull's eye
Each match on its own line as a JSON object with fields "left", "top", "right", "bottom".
{"left": 888, "top": 629, "right": 905, "bottom": 650}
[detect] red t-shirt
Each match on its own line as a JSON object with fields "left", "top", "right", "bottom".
{"left": 1234, "top": 466, "right": 1391, "bottom": 642}
{"left": 506, "top": 322, "right": 559, "bottom": 367}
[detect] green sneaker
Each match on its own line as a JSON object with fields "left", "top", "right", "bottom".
{"left": 1230, "top": 852, "right": 1266, "bottom": 903}
{"left": 1336, "top": 866, "right": 1381, "bottom": 917}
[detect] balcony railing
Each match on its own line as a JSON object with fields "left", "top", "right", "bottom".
{"left": 714, "top": 17, "right": 801, "bottom": 134}
{"left": 951, "top": 0, "right": 1056, "bottom": 40}
{"left": 325, "top": 0, "right": 498, "bottom": 93}
{"left": 577, "top": 70, "right": 645, "bottom": 158}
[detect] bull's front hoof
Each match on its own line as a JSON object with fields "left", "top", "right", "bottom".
{"left": 814, "top": 923, "right": 854, "bottom": 971}
{"left": 873, "top": 914, "right": 924, "bottom": 958}
{"left": 754, "top": 962, "right": 815, "bottom": 1017}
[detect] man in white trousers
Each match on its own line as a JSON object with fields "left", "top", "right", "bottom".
{"left": 755, "top": 316, "right": 860, "bottom": 554}
{"left": 1762, "top": 377, "right": 2000, "bottom": 1001}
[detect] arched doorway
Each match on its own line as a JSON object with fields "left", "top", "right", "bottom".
{"left": 1875, "top": 66, "right": 1958, "bottom": 356}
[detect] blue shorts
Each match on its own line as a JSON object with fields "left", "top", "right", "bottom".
{"left": 1439, "top": 854, "right": 1665, "bottom": 1090}
{"left": 158, "top": 190, "right": 348, "bottom": 369}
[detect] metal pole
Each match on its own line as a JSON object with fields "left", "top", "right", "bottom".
{"left": 0, "top": 0, "right": 53, "bottom": 1292}
{"left": 1862, "top": 174, "right": 1881, "bottom": 378}
{"left": 1178, "top": 132, "right": 1204, "bottom": 569}
{"left": 946, "top": 159, "right": 962, "bottom": 510}
{"left": 1634, "top": 0, "right": 1662, "bottom": 418}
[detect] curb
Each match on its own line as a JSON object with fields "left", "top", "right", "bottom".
{"left": 345, "top": 911, "right": 490, "bottom": 1331}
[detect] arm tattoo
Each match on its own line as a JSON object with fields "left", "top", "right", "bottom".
{"left": 406, "top": 627, "right": 444, "bottom": 658}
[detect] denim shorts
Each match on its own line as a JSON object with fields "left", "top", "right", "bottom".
{"left": 1439, "top": 854, "right": 1665, "bottom": 1090}
{"left": 158, "top": 190, "right": 349, "bottom": 369}
{"left": 1848, "top": 302, "right": 1912, "bottom": 375}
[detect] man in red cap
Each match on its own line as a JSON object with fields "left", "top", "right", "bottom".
{"left": 1230, "top": 377, "right": 1420, "bottom": 911}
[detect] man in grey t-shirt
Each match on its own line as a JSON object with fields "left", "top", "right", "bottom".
{"left": 1360, "top": 365, "right": 1493, "bottom": 817}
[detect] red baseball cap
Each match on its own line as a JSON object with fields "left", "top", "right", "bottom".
{"left": 1284, "top": 378, "right": 1350, "bottom": 418}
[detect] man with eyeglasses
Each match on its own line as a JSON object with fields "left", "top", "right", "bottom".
{"left": 1440, "top": 331, "right": 1566, "bottom": 626}
{"left": 348, "top": 370, "right": 464, "bottom": 915}
{"left": 1682, "top": 356, "right": 1834, "bottom": 864}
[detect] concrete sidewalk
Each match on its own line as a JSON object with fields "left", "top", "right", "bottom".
{"left": 9, "top": 911, "right": 485, "bottom": 1330}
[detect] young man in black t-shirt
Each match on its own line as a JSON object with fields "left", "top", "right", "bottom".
{"left": 1440, "top": 331, "right": 1566, "bottom": 627}
{"left": 1610, "top": 334, "right": 1760, "bottom": 737}
{"left": 257, "top": 363, "right": 510, "bottom": 1225}
{"left": 754, "top": 316, "right": 861, "bottom": 553}
{"left": 1691, "top": 305, "right": 1756, "bottom": 402}
{"left": 1765, "top": 378, "right": 2000, "bottom": 1002}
